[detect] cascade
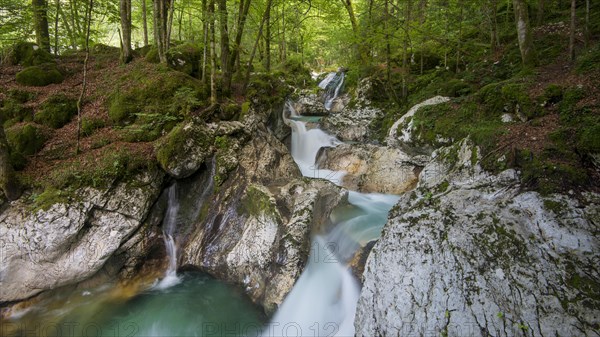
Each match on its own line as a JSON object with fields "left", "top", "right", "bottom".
{"left": 156, "top": 184, "right": 182, "bottom": 289}
{"left": 318, "top": 71, "right": 346, "bottom": 111}
{"left": 267, "top": 98, "right": 399, "bottom": 336}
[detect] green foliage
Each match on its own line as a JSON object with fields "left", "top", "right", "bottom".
{"left": 218, "top": 103, "right": 241, "bottom": 121}
{"left": 576, "top": 45, "right": 600, "bottom": 73}
{"left": 173, "top": 87, "right": 201, "bottom": 116}
{"left": 155, "top": 123, "right": 212, "bottom": 170}
{"left": 0, "top": 98, "right": 33, "bottom": 128}
{"left": 1, "top": 42, "right": 53, "bottom": 66}
{"left": 145, "top": 47, "right": 160, "bottom": 63}
{"left": 239, "top": 185, "right": 278, "bottom": 218}
{"left": 16, "top": 64, "right": 64, "bottom": 87}
{"left": 558, "top": 86, "right": 585, "bottom": 120}
{"left": 578, "top": 125, "right": 600, "bottom": 154}
{"left": 81, "top": 117, "right": 106, "bottom": 137}
{"left": 476, "top": 81, "right": 540, "bottom": 119}
{"left": 543, "top": 84, "right": 564, "bottom": 105}
{"left": 34, "top": 94, "right": 78, "bottom": 128}
{"left": 440, "top": 79, "right": 472, "bottom": 97}
{"left": 44, "top": 146, "right": 154, "bottom": 190}
{"left": 276, "top": 56, "right": 313, "bottom": 88}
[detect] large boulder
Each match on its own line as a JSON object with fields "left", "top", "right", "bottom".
{"left": 0, "top": 170, "right": 164, "bottom": 302}
{"left": 181, "top": 112, "right": 347, "bottom": 313}
{"left": 355, "top": 139, "right": 600, "bottom": 336}
{"left": 318, "top": 143, "right": 425, "bottom": 194}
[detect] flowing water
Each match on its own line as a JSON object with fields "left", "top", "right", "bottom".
{"left": 4, "top": 76, "right": 399, "bottom": 337}
{"left": 266, "top": 100, "right": 399, "bottom": 336}
{"left": 318, "top": 71, "right": 346, "bottom": 111}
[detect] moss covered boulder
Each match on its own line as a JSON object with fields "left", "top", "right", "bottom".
{"left": 6, "top": 123, "right": 49, "bottom": 169}
{"left": 34, "top": 94, "right": 78, "bottom": 128}
{"left": 155, "top": 120, "right": 214, "bottom": 178}
{"left": 16, "top": 64, "right": 64, "bottom": 87}
{"left": 1, "top": 42, "right": 53, "bottom": 66}
{"left": 107, "top": 64, "right": 206, "bottom": 125}
{"left": 166, "top": 43, "right": 202, "bottom": 76}
{"left": 0, "top": 90, "right": 35, "bottom": 128}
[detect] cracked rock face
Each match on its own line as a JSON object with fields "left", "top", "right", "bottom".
{"left": 0, "top": 170, "right": 163, "bottom": 302}
{"left": 355, "top": 139, "right": 600, "bottom": 337}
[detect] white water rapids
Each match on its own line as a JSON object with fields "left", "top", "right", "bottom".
{"left": 266, "top": 100, "right": 399, "bottom": 337}
{"left": 155, "top": 184, "right": 182, "bottom": 289}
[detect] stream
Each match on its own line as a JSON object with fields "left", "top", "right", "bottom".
{"left": 3, "top": 72, "right": 399, "bottom": 337}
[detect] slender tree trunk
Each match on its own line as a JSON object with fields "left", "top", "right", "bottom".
{"left": 537, "top": 0, "right": 545, "bottom": 26}
{"left": 120, "top": 0, "right": 133, "bottom": 63}
{"left": 384, "top": 0, "right": 391, "bottom": 83}
{"left": 154, "top": 0, "right": 169, "bottom": 63}
{"left": 209, "top": 0, "right": 217, "bottom": 105}
{"left": 229, "top": 0, "right": 252, "bottom": 76}
{"left": 584, "top": 0, "right": 590, "bottom": 47}
{"left": 340, "top": 0, "right": 368, "bottom": 64}
{"left": 513, "top": 0, "right": 536, "bottom": 66}
{"left": 217, "top": 0, "right": 231, "bottom": 93}
{"left": 265, "top": 1, "right": 271, "bottom": 71}
{"left": 491, "top": 0, "right": 500, "bottom": 51}
{"left": 77, "top": 0, "right": 93, "bottom": 154}
{"left": 58, "top": 4, "right": 76, "bottom": 49}
{"left": 245, "top": 0, "right": 272, "bottom": 88}
{"left": 402, "top": 0, "right": 413, "bottom": 98}
{"left": 142, "top": 0, "right": 149, "bottom": 46}
{"left": 569, "top": 0, "right": 576, "bottom": 61}
{"left": 167, "top": 0, "right": 176, "bottom": 45}
{"left": 54, "top": 0, "right": 60, "bottom": 54}
{"left": 201, "top": 0, "right": 208, "bottom": 84}
{"left": 456, "top": 0, "right": 464, "bottom": 73}
{"left": 0, "top": 126, "right": 21, "bottom": 201}
{"left": 280, "top": 2, "right": 286, "bottom": 62}
{"left": 32, "top": 0, "right": 51, "bottom": 51}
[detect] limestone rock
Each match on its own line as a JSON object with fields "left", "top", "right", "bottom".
{"left": 318, "top": 144, "right": 421, "bottom": 194}
{"left": 0, "top": 170, "right": 163, "bottom": 302}
{"left": 355, "top": 139, "right": 600, "bottom": 337}
{"left": 321, "top": 104, "right": 382, "bottom": 143}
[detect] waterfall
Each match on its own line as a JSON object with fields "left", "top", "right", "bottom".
{"left": 269, "top": 100, "right": 398, "bottom": 337}
{"left": 284, "top": 102, "right": 346, "bottom": 185}
{"left": 156, "top": 184, "right": 181, "bottom": 289}
{"left": 318, "top": 71, "right": 346, "bottom": 111}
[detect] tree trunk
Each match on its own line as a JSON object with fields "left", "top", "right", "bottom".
{"left": 245, "top": 0, "right": 272, "bottom": 88}
{"left": 142, "top": 0, "right": 149, "bottom": 46}
{"left": 456, "top": 0, "right": 464, "bottom": 73}
{"left": 513, "top": 0, "right": 536, "bottom": 66}
{"left": 0, "top": 126, "right": 21, "bottom": 201}
{"left": 229, "top": 0, "right": 252, "bottom": 76}
{"left": 569, "top": 0, "right": 576, "bottom": 61}
{"left": 584, "top": 0, "right": 590, "bottom": 47}
{"left": 58, "top": 4, "right": 76, "bottom": 49}
{"left": 153, "top": 0, "right": 169, "bottom": 63}
{"left": 537, "top": 0, "right": 545, "bottom": 26}
{"left": 54, "top": 0, "right": 60, "bottom": 54}
{"left": 167, "top": 0, "right": 176, "bottom": 45}
{"left": 77, "top": 0, "right": 93, "bottom": 154}
{"left": 217, "top": 0, "right": 231, "bottom": 94}
{"left": 265, "top": 2, "right": 271, "bottom": 71}
{"left": 120, "top": 0, "right": 133, "bottom": 63}
{"left": 209, "top": 0, "right": 217, "bottom": 105}
{"left": 201, "top": 0, "right": 208, "bottom": 84}
{"left": 32, "top": 0, "right": 51, "bottom": 52}
{"left": 340, "top": 0, "right": 368, "bottom": 64}
{"left": 402, "top": 0, "right": 413, "bottom": 98}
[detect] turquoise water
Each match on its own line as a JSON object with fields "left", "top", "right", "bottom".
{"left": 3, "top": 272, "right": 266, "bottom": 337}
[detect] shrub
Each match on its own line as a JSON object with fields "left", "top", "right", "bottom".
{"left": 81, "top": 117, "right": 106, "bottom": 136}
{"left": 35, "top": 94, "right": 78, "bottom": 128}
{"left": 16, "top": 64, "right": 64, "bottom": 87}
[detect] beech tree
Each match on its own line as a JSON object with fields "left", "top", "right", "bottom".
{"left": 32, "top": 0, "right": 51, "bottom": 51}
{"left": 513, "top": 0, "right": 536, "bottom": 66}
{"left": 120, "top": 0, "right": 133, "bottom": 63}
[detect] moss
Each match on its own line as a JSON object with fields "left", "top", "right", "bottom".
{"left": 145, "top": 47, "right": 160, "bottom": 63}
{"left": 239, "top": 185, "right": 279, "bottom": 218}
{"left": 558, "top": 87, "right": 585, "bottom": 120}
{"left": 517, "top": 149, "right": 588, "bottom": 195}
{"left": 1, "top": 100, "right": 33, "bottom": 128}
{"left": 578, "top": 124, "right": 600, "bottom": 154}
{"left": 240, "top": 101, "right": 251, "bottom": 119}
{"left": 31, "top": 187, "right": 71, "bottom": 211}
{"left": 34, "top": 94, "right": 77, "bottom": 128}
{"left": 6, "top": 88, "right": 36, "bottom": 103}
{"left": 441, "top": 79, "right": 472, "bottom": 97}
{"left": 166, "top": 42, "right": 202, "bottom": 76}
{"left": 218, "top": 103, "right": 241, "bottom": 121}
{"left": 107, "top": 64, "right": 206, "bottom": 125}
{"left": 2, "top": 41, "right": 53, "bottom": 66}
{"left": 16, "top": 64, "right": 64, "bottom": 87}
{"left": 575, "top": 45, "right": 600, "bottom": 73}
{"left": 6, "top": 123, "right": 48, "bottom": 156}
{"left": 81, "top": 117, "right": 106, "bottom": 137}
{"left": 543, "top": 199, "right": 567, "bottom": 216}
{"left": 155, "top": 122, "right": 212, "bottom": 170}
{"left": 120, "top": 124, "right": 163, "bottom": 142}
{"left": 543, "top": 84, "right": 564, "bottom": 105}
{"left": 500, "top": 83, "right": 540, "bottom": 119}
{"left": 45, "top": 146, "right": 154, "bottom": 189}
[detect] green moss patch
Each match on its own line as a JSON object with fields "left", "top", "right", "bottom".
{"left": 6, "top": 123, "right": 50, "bottom": 169}
{"left": 166, "top": 42, "right": 202, "bottom": 76}
{"left": 81, "top": 117, "right": 106, "bottom": 137}
{"left": 1, "top": 99, "right": 33, "bottom": 128}
{"left": 239, "top": 184, "right": 279, "bottom": 219}
{"left": 2, "top": 42, "right": 53, "bottom": 66}
{"left": 34, "top": 94, "right": 78, "bottom": 128}
{"left": 107, "top": 63, "right": 206, "bottom": 126}
{"left": 16, "top": 64, "right": 64, "bottom": 87}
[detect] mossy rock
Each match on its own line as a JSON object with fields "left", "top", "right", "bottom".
{"left": 578, "top": 125, "right": 600, "bottom": 154}
{"left": 155, "top": 121, "right": 214, "bottom": 179}
{"left": 543, "top": 84, "right": 564, "bottom": 105}
{"left": 6, "top": 88, "right": 36, "bottom": 103}
{"left": 166, "top": 42, "right": 202, "bottom": 76}
{"left": 35, "top": 94, "right": 78, "bottom": 128}
{"left": 477, "top": 82, "right": 540, "bottom": 119}
{"left": 1, "top": 42, "right": 53, "bottom": 66}
{"left": 135, "top": 45, "right": 153, "bottom": 58}
{"left": 6, "top": 123, "right": 49, "bottom": 157}
{"left": 1, "top": 100, "right": 33, "bottom": 128}
{"left": 440, "top": 79, "right": 472, "bottom": 97}
{"left": 218, "top": 103, "right": 241, "bottom": 121}
{"left": 16, "top": 64, "right": 64, "bottom": 87}
{"left": 91, "top": 43, "right": 120, "bottom": 55}
{"left": 145, "top": 47, "right": 160, "bottom": 63}
{"left": 107, "top": 64, "right": 206, "bottom": 125}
